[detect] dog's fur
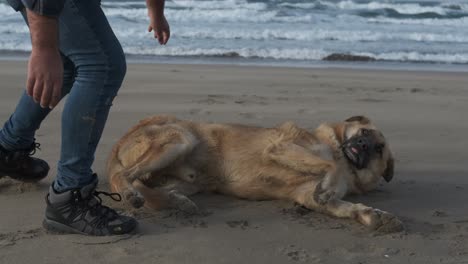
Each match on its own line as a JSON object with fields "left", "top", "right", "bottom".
{"left": 107, "top": 115, "right": 403, "bottom": 232}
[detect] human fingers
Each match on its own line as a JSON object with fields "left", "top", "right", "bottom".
{"left": 49, "top": 81, "right": 62, "bottom": 109}
{"left": 40, "top": 82, "right": 53, "bottom": 108}
{"left": 26, "top": 75, "right": 35, "bottom": 97}
{"left": 32, "top": 79, "right": 44, "bottom": 104}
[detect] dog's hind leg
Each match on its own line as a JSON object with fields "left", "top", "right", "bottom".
{"left": 112, "top": 125, "right": 199, "bottom": 208}
{"left": 134, "top": 179, "right": 200, "bottom": 214}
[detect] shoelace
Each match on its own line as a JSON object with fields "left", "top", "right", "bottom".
{"left": 28, "top": 142, "right": 41, "bottom": 156}
{"left": 0, "top": 141, "right": 41, "bottom": 162}
{"left": 91, "top": 191, "right": 122, "bottom": 228}
{"left": 94, "top": 191, "right": 122, "bottom": 203}
{"left": 85, "top": 191, "right": 123, "bottom": 228}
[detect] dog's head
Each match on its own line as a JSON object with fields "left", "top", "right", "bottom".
{"left": 336, "top": 115, "right": 394, "bottom": 192}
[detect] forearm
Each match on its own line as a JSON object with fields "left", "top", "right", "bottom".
{"left": 27, "top": 9, "right": 59, "bottom": 52}
{"left": 146, "top": 0, "right": 165, "bottom": 17}
{"left": 146, "top": 0, "right": 170, "bottom": 44}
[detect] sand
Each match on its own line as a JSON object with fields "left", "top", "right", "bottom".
{"left": 0, "top": 60, "right": 467, "bottom": 264}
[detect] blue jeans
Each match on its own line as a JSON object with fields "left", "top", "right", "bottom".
{"left": 0, "top": 0, "right": 126, "bottom": 191}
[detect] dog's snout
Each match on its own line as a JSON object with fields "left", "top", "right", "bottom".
{"left": 357, "top": 138, "right": 368, "bottom": 150}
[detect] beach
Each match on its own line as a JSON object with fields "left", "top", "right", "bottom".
{"left": 1, "top": 60, "right": 468, "bottom": 264}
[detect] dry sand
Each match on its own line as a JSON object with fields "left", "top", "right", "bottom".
{"left": 0, "top": 60, "right": 467, "bottom": 264}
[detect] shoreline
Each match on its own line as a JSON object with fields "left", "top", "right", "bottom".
{"left": 1, "top": 52, "right": 467, "bottom": 73}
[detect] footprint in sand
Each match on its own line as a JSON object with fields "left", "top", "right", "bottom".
{"left": 226, "top": 220, "right": 249, "bottom": 230}
{"left": 410, "top": 88, "right": 424, "bottom": 93}
{"left": 181, "top": 219, "right": 208, "bottom": 228}
{"left": 0, "top": 178, "right": 41, "bottom": 194}
{"left": 239, "top": 112, "right": 263, "bottom": 119}
{"left": 234, "top": 95, "right": 268, "bottom": 106}
{"left": 276, "top": 97, "right": 290, "bottom": 102}
{"left": 195, "top": 95, "right": 229, "bottom": 105}
{"left": 432, "top": 210, "right": 448, "bottom": 217}
{"left": 279, "top": 245, "right": 317, "bottom": 262}
{"left": 357, "top": 98, "right": 390, "bottom": 103}
{"left": 195, "top": 98, "right": 225, "bottom": 105}
{"left": 0, "top": 228, "right": 43, "bottom": 248}
{"left": 296, "top": 109, "right": 319, "bottom": 115}
{"left": 189, "top": 108, "right": 211, "bottom": 115}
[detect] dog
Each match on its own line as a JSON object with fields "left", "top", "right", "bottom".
{"left": 107, "top": 115, "right": 403, "bottom": 232}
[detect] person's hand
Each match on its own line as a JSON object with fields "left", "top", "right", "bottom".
{"left": 148, "top": 12, "right": 170, "bottom": 45}
{"left": 26, "top": 9, "right": 63, "bottom": 109}
{"left": 27, "top": 48, "right": 63, "bottom": 109}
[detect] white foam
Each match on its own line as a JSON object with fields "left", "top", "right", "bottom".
{"left": 0, "top": 40, "right": 31, "bottom": 51}
{"left": 101, "top": 1, "right": 145, "bottom": 7}
{"left": 170, "top": 0, "right": 266, "bottom": 10}
{"left": 121, "top": 45, "right": 468, "bottom": 64}
{"left": 123, "top": 46, "right": 329, "bottom": 60}
{"left": 278, "top": 2, "right": 317, "bottom": 9}
{"left": 1, "top": 1, "right": 467, "bottom": 65}
{"left": 0, "top": 24, "right": 29, "bottom": 34}
{"left": 358, "top": 51, "right": 468, "bottom": 63}
{"left": 322, "top": 0, "right": 450, "bottom": 15}
{"left": 367, "top": 16, "right": 468, "bottom": 26}
{"left": 102, "top": 3, "right": 313, "bottom": 23}
{"left": 102, "top": 0, "right": 266, "bottom": 10}
{"left": 157, "top": 27, "right": 468, "bottom": 43}
{"left": 104, "top": 7, "right": 274, "bottom": 23}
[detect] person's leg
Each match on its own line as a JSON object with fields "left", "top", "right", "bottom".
{"left": 0, "top": 9, "right": 76, "bottom": 182}
{"left": 43, "top": 0, "right": 137, "bottom": 235}
{"left": 0, "top": 55, "right": 75, "bottom": 150}
{"left": 52, "top": 0, "right": 127, "bottom": 192}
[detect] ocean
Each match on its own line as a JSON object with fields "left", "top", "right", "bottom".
{"left": 1, "top": 0, "right": 468, "bottom": 68}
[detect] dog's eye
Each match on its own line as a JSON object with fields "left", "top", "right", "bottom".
{"left": 375, "top": 144, "right": 385, "bottom": 154}
{"left": 361, "top": 129, "right": 370, "bottom": 136}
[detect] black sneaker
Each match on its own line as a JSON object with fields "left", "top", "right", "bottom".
{"left": 0, "top": 142, "right": 49, "bottom": 182}
{"left": 43, "top": 177, "right": 138, "bottom": 236}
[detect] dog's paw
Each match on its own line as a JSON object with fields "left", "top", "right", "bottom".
{"left": 123, "top": 190, "right": 145, "bottom": 209}
{"left": 361, "top": 209, "right": 404, "bottom": 233}
{"left": 313, "top": 183, "right": 336, "bottom": 205}
{"left": 168, "top": 191, "right": 199, "bottom": 215}
{"left": 176, "top": 198, "right": 200, "bottom": 215}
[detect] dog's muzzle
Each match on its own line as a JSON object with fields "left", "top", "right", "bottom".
{"left": 341, "top": 135, "right": 374, "bottom": 170}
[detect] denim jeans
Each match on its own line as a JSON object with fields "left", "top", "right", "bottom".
{"left": 0, "top": 0, "right": 126, "bottom": 191}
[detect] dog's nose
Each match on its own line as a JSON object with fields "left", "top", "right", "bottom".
{"left": 357, "top": 138, "right": 368, "bottom": 150}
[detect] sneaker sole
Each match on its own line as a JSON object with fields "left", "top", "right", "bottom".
{"left": 43, "top": 219, "right": 90, "bottom": 236}
{"left": 0, "top": 171, "right": 49, "bottom": 183}
{"left": 43, "top": 218, "right": 138, "bottom": 236}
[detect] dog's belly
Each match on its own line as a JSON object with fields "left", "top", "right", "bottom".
{"left": 212, "top": 162, "right": 314, "bottom": 201}
{"left": 309, "top": 144, "right": 335, "bottom": 161}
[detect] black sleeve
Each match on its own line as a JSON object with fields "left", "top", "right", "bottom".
{"left": 6, "top": 0, "right": 24, "bottom": 11}
{"left": 20, "top": 0, "right": 65, "bottom": 17}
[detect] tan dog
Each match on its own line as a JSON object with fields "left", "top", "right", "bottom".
{"left": 107, "top": 115, "right": 403, "bottom": 232}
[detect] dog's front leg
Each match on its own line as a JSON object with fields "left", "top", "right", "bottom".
{"left": 322, "top": 199, "right": 404, "bottom": 233}
{"left": 293, "top": 182, "right": 404, "bottom": 233}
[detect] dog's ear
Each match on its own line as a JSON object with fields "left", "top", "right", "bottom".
{"left": 382, "top": 157, "right": 394, "bottom": 182}
{"left": 332, "top": 123, "right": 347, "bottom": 144}
{"left": 345, "top": 116, "right": 371, "bottom": 125}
